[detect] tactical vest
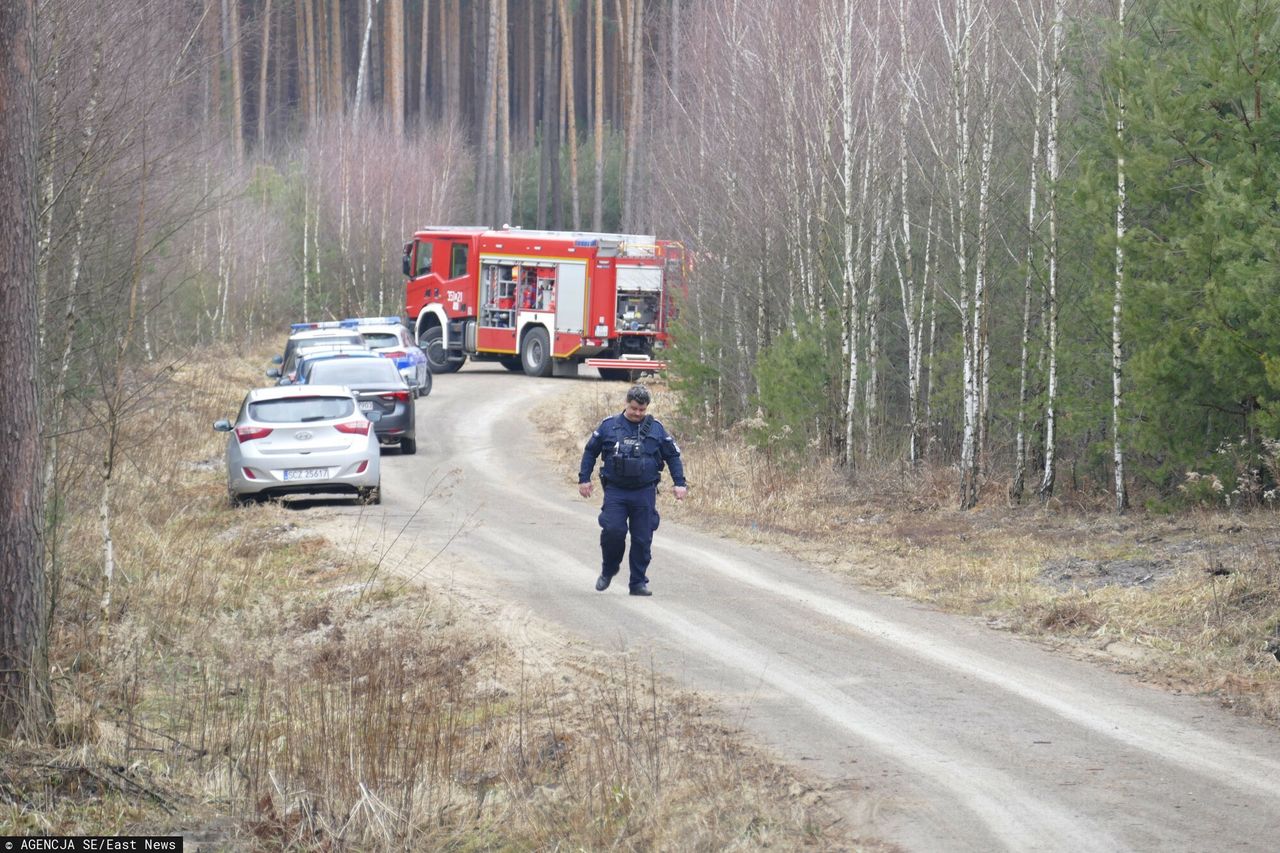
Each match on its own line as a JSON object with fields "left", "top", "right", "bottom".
{"left": 608, "top": 416, "right": 659, "bottom": 488}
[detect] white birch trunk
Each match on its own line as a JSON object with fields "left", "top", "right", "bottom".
{"left": 972, "top": 30, "right": 995, "bottom": 488}
{"left": 840, "top": 0, "right": 861, "bottom": 465}
{"left": 302, "top": 178, "right": 311, "bottom": 319}
{"left": 1112, "top": 0, "right": 1128, "bottom": 512}
{"left": 43, "top": 42, "right": 102, "bottom": 493}
{"left": 945, "top": 0, "right": 978, "bottom": 508}
{"left": 353, "top": 0, "right": 377, "bottom": 125}
{"left": 1038, "top": 0, "right": 1064, "bottom": 501}
{"left": 865, "top": 191, "right": 886, "bottom": 459}
{"left": 862, "top": 0, "right": 886, "bottom": 460}
{"left": 98, "top": 470, "right": 114, "bottom": 633}
{"left": 1012, "top": 15, "right": 1046, "bottom": 504}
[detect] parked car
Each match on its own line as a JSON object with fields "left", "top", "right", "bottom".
{"left": 284, "top": 347, "right": 380, "bottom": 385}
{"left": 272, "top": 326, "right": 369, "bottom": 383}
{"left": 214, "top": 385, "right": 382, "bottom": 505}
{"left": 340, "top": 316, "right": 432, "bottom": 398}
{"left": 304, "top": 357, "right": 418, "bottom": 454}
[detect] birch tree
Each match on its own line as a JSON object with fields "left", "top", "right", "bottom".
{"left": 1011, "top": 0, "right": 1048, "bottom": 504}
{"left": 353, "top": 0, "right": 378, "bottom": 124}
{"left": 891, "top": 0, "right": 931, "bottom": 464}
{"left": 258, "top": 0, "right": 273, "bottom": 151}
{"left": 1037, "top": 0, "right": 1063, "bottom": 502}
{"left": 1110, "top": 0, "right": 1128, "bottom": 511}
{"left": 838, "top": 0, "right": 862, "bottom": 464}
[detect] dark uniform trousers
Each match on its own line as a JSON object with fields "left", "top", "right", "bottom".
{"left": 599, "top": 482, "right": 660, "bottom": 589}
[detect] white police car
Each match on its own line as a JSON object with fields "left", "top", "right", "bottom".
{"left": 302, "top": 317, "right": 432, "bottom": 397}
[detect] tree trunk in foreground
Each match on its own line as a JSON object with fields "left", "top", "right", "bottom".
{"left": 0, "top": 0, "right": 50, "bottom": 739}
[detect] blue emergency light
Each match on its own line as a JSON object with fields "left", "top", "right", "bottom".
{"left": 337, "top": 316, "right": 405, "bottom": 328}
{"left": 289, "top": 321, "right": 347, "bottom": 332}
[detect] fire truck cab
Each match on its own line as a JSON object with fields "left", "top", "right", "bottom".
{"left": 402, "top": 227, "right": 683, "bottom": 380}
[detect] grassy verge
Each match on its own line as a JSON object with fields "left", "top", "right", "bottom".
{"left": 535, "top": 380, "right": 1280, "bottom": 723}
{"left": 1, "top": 350, "right": 864, "bottom": 849}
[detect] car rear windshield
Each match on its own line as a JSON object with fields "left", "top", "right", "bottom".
{"left": 249, "top": 396, "right": 355, "bottom": 423}
{"left": 361, "top": 332, "right": 400, "bottom": 348}
{"left": 308, "top": 359, "right": 402, "bottom": 385}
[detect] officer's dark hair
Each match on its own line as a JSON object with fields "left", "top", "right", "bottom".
{"left": 626, "top": 384, "right": 651, "bottom": 406}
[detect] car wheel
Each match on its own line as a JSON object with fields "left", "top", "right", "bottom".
{"left": 230, "top": 490, "right": 262, "bottom": 507}
{"left": 358, "top": 486, "right": 381, "bottom": 505}
{"left": 418, "top": 367, "right": 433, "bottom": 397}
{"left": 520, "top": 327, "right": 553, "bottom": 377}
{"left": 421, "top": 326, "right": 463, "bottom": 374}
{"left": 401, "top": 435, "right": 417, "bottom": 455}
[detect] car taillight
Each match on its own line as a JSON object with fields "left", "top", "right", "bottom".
{"left": 356, "top": 460, "right": 369, "bottom": 474}
{"left": 234, "top": 426, "right": 273, "bottom": 442}
{"left": 383, "top": 350, "right": 408, "bottom": 359}
{"left": 242, "top": 467, "right": 257, "bottom": 479}
{"left": 335, "top": 421, "right": 372, "bottom": 435}
{"left": 381, "top": 391, "right": 411, "bottom": 403}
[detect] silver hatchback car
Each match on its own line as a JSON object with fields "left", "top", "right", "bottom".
{"left": 215, "top": 385, "right": 382, "bottom": 505}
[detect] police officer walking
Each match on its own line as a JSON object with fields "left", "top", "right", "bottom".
{"left": 578, "top": 384, "right": 687, "bottom": 596}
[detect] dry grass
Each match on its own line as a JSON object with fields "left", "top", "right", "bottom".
{"left": 535, "top": 381, "right": 1280, "bottom": 725}
{"left": 2, "top": 349, "right": 861, "bottom": 849}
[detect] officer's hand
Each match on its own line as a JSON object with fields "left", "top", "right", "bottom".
{"left": 578, "top": 482, "right": 594, "bottom": 498}
{"left": 673, "top": 486, "right": 688, "bottom": 501}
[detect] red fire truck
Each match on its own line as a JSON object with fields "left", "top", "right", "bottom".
{"left": 402, "top": 227, "right": 684, "bottom": 379}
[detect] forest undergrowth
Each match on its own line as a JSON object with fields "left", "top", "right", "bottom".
{"left": 0, "top": 348, "right": 860, "bottom": 850}
{"left": 538, "top": 382, "right": 1280, "bottom": 724}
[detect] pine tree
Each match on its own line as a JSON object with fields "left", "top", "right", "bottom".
{"left": 1117, "top": 0, "right": 1280, "bottom": 476}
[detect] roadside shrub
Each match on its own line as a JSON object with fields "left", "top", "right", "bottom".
{"left": 1176, "top": 437, "right": 1280, "bottom": 509}
{"left": 750, "top": 316, "right": 838, "bottom": 457}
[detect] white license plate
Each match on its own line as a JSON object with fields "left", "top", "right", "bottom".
{"left": 284, "top": 467, "right": 329, "bottom": 481}
{"left": 359, "top": 401, "right": 374, "bottom": 411}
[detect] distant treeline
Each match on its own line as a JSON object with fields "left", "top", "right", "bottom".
{"left": 30, "top": 0, "right": 1280, "bottom": 512}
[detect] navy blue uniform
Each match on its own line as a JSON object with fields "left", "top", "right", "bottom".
{"left": 579, "top": 413, "right": 687, "bottom": 590}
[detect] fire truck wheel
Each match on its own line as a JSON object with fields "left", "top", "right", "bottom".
{"left": 420, "top": 326, "right": 463, "bottom": 374}
{"left": 521, "top": 327, "right": 553, "bottom": 377}
{"left": 498, "top": 356, "right": 523, "bottom": 372}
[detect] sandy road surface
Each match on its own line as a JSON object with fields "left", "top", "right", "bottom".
{"left": 306, "top": 364, "right": 1280, "bottom": 852}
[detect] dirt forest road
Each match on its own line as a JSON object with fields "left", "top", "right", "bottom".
{"left": 311, "top": 365, "right": 1280, "bottom": 852}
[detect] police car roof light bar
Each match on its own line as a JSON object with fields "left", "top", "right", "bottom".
{"left": 337, "top": 316, "right": 406, "bottom": 329}
{"left": 290, "top": 320, "right": 352, "bottom": 332}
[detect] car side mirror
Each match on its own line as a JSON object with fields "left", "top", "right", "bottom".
{"left": 266, "top": 368, "right": 281, "bottom": 379}
{"left": 272, "top": 354, "right": 283, "bottom": 365}
{"left": 213, "top": 419, "right": 232, "bottom": 432}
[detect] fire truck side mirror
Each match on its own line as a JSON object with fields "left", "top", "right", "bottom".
{"left": 402, "top": 242, "right": 413, "bottom": 277}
